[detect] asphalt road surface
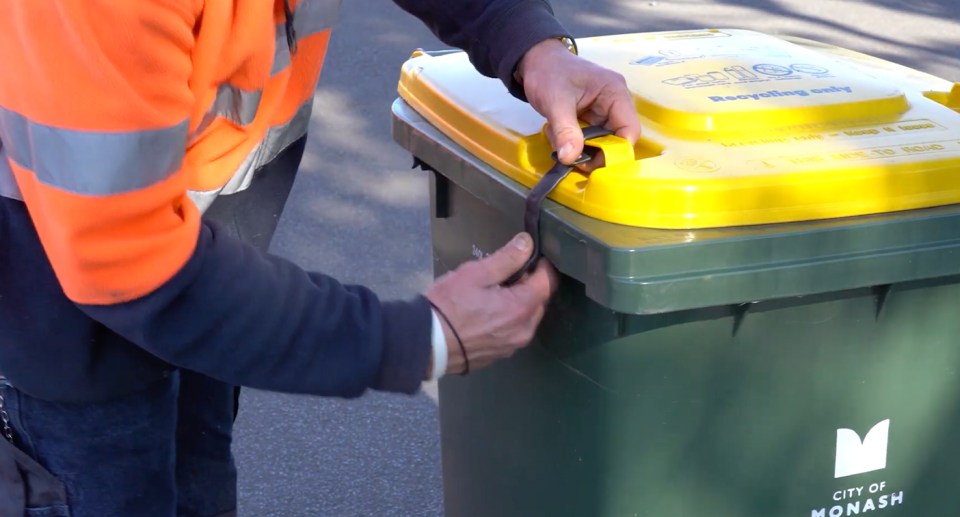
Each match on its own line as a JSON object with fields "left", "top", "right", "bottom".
{"left": 233, "top": 1, "right": 960, "bottom": 515}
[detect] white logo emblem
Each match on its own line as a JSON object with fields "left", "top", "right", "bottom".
{"left": 834, "top": 419, "right": 890, "bottom": 478}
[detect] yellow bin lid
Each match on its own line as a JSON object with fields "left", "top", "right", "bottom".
{"left": 397, "top": 29, "right": 960, "bottom": 229}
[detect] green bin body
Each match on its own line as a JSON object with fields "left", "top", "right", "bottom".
{"left": 390, "top": 33, "right": 960, "bottom": 516}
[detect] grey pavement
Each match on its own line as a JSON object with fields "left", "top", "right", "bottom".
{"left": 233, "top": 1, "right": 960, "bottom": 516}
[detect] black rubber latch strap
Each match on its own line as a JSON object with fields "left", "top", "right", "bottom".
{"left": 502, "top": 125, "right": 614, "bottom": 286}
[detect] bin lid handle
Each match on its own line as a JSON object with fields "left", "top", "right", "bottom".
{"left": 502, "top": 125, "right": 613, "bottom": 286}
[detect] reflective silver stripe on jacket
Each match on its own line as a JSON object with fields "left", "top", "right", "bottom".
{"left": 190, "top": 0, "right": 341, "bottom": 141}
{"left": 188, "top": 0, "right": 341, "bottom": 212}
{"left": 271, "top": 0, "right": 343, "bottom": 75}
{"left": 0, "top": 143, "right": 21, "bottom": 201}
{"left": 188, "top": 96, "right": 313, "bottom": 213}
{"left": 208, "top": 85, "right": 263, "bottom": 128}
{"left": 0, "top": 0, "right": 339, "bottom": 206}
{"left": 0, "top": 106, "right": 189, "bottom": 197}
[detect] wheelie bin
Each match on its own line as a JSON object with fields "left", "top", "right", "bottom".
{"left": 391, "top": 28, "right": 960, "bottom": 517}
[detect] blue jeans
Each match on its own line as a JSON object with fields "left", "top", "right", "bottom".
{"left": 0, "top": 370, "right": 237, "bottom": 517}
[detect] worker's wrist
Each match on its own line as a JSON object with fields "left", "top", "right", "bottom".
{"left": 515, "top": 37, "right": 577, "bottom": 86}
{"left": 429, "top": 309, "right": 448, "bottom": 381}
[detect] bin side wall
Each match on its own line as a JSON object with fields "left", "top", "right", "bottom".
{"left": 433, "top": 174, "right": 960, "bottom": 517}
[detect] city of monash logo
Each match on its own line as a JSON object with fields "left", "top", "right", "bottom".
{"left": 810, "top": 419, "right": 904, "bottom": 517}
{"left": 835, "top": 419, "right": 890, "bottom": 478}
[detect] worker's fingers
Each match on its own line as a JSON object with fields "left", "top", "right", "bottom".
{"left": 475, "top": 233, "right": 535, "bottom": 286}
{"left": 603, "top": 83, "right": 642, "bottom": 147}
{"left": 509, "top": 258, "right": 559, "bottom": 306}
{"left": 539, "top": 93, "right": 587, "bottom": 165}
{"left": 577, "top": 84, "right": 641, "bottom": 173}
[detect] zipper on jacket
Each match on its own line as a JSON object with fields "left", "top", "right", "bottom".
{"left": 283, "top": 0, "right": 298, "bottom": 55}
{"left": 0, "top": 377, "right": 12, "bottom": 443}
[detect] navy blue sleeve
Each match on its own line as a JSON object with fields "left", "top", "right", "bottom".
{"left": 78, "top": 221, "right": 432, "bottom": 398}
{"left": 391, "top": 0, "right": 572, "bottom": 100}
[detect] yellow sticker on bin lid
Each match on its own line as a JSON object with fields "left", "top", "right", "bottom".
{"left": 397, "top": 29, "right": 960, "bottom": 229}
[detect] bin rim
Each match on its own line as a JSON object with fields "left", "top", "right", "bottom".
{"left": 393, "top": 97, "right": 960, "bottom": 315}
{"left": 396, "top": 29, "right": 960, "bottom": 230}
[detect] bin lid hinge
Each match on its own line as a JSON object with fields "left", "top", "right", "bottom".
{"left": 731, "top": 303, "right": 751, "bottom": 337}
{"left": 873, "top": 284, "right": 892, "bottom": 321}
{"left": 411, "top": 156, "right": 435, "bottom": 172}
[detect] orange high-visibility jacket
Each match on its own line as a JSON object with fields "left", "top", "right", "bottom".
{"left": 0, "top": 0, "right": 571, "bottom": 402}
{"left": 1, "top": 0, "right": 342, "bottom": 304}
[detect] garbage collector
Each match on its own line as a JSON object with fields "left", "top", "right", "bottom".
{"left": 0, "top": 0, "right": 641, "bottom": 515}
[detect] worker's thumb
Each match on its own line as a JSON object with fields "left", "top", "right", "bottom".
{"left": 478, "top": 233, "right": 535, "bottom": 285}
{"left": 543, "top": 106, "right": 585, "bottom": 165}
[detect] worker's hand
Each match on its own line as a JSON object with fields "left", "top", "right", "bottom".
{"left": 425, "top": 233, "right": 559, "bottom": 375}
{"left": 516, "top": 38, "right": 641, "bottom": 171}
